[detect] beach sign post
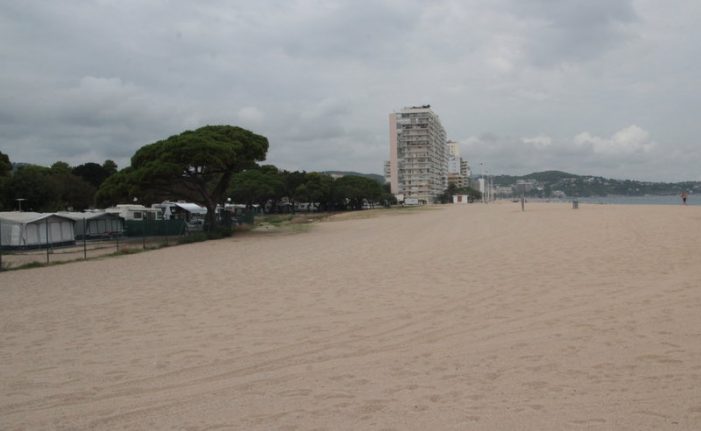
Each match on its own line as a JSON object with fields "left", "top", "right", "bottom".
{"left": 45, "top": 218, "right": 50, "bottom": 264}
{"left": 83, "top": 218, "right": 88, "bottom": 260}
{"left": 516, "top": 181, "right": 526, "bottom": 211}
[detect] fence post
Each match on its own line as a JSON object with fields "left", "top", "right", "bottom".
{"left": 83, "top": 218, "right": 87, "bottom": 260}
{"left": 45, "top": 218, "right": 50, "bottom": 264}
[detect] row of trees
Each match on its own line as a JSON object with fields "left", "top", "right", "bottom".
{"left": 228, "top": 167, "right": 394, "bottom": 213}
{"left": 0, "top": 151, "right": 118, "bottom": 212}
{"left": 1, "top": 126, "right": 395, "bottom": 227}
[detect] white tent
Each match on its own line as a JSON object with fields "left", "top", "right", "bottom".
{"left": 0, "top": 212, "right": 76, "bottom": 249}
{"left": 151, "top": 201, "right": 207, "bottom": 220}
{"left": 150, "top": 202, "right": 208, "bottom": 231}
{"left": 56, "top": 212, "right": 124, "bottom": 239}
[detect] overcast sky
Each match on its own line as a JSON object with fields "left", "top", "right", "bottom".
{"left": 1, "top": 0, "right": 700, "bottom": 181}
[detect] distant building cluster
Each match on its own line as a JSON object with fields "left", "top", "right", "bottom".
{"left": 446, "top": 140, "right": 471, "bottom": 189}
{"left": 386, "top": 105, "right": 472, "bottom": 204}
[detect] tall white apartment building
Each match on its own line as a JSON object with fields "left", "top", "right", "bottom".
{"left": 388, "top": 105, "right": 448, "bottom": 203}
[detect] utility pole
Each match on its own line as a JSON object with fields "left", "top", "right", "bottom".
{"left": 485, "top": 170, "right": 490, "bottom": 203}
{"left": 479, "top": 163, "right": 484, "bottom": 203}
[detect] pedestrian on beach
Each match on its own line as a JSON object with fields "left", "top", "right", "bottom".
{"left": 681, "top": 191, "right": 688, "bottom": 205}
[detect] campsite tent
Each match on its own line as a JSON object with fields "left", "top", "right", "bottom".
{"left": 151, "top": 201, "right": 207, "bottom": 221}
{"left": 0, "top": 212, "right": 76, "bottom": 249}
{"left": 57, "top": 212, "right": 124, "bottom": 239}
{"left": 151, "top": 201, "right": 208, "bottom": 232}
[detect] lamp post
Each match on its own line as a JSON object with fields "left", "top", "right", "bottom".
{"left": 224, "top": 197, "right": 233, "bottom": 228}
{"left": 485, "top": 170, "right": 489, "bottom": 204}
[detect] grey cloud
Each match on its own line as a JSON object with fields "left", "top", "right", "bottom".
{"left": 508, "top": 0, "right": 638, "bottom": 66}
{"left": 460, "top": 125, "right": 695, "bottom": 181}
{"left": 273, "top": 1, "right": 422, "bottom": 63}
{"left": 1, "top": 0, "right": 700, "bottom": 182}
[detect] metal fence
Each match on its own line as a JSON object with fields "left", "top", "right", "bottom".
{"left": 2, "top": 219, "right": 189, "bottom": 271}
{"left": 0, "top": 213, "right": 257, "bottom": 272}
{"left": 0, "top": 235, "right": 184, "bottom": 271}
{"left": 124, "top": 219, "right": 188, "bottom": 237}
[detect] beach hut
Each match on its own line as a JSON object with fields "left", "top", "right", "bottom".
{"left": 0, "top": 212, "right": 76, "bottom": 249}
{"left": 57, "top": 212, "right": 124, "bottom": 239}
{"left": 452, "top": 194, "right": 471, "bottom": 204}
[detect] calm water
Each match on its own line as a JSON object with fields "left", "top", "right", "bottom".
{"left": 556, "top": 195, "right": 698, "bottom": 206}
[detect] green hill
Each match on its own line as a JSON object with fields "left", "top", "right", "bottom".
{"left": 490, "top": 171, "right": 700, "bottom": 197}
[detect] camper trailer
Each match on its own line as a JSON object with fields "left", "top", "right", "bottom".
{"left": 105, "top": 204, "right": 161, "bottom": 221}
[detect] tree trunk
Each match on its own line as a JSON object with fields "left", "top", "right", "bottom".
{"left": 205, "top": 204, "right": 218, "bottom": 231}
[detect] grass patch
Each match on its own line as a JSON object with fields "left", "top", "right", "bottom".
{"left": 14, "top": 261, "right": 45, "bottom": 270}
{"left": 176, "top": 232, "right": 209, "bottom": 244}
{"left": 285, "top": 223, "right": 313, "bottom": 233}
{"left": 258, "top": 214, "right": 295, "bottom": 225}
{"left": 110, "top": 247, "right": 146, "bottom": 256}
{"left": 0, "top": 228, "right": 239, "bottom": 272}
{"left": 176, "top": 228, "right": 234, "bottom": 244}
{"left": 206, "top": 227, "right": 235, "bottom": 239}
{"left": 252, "top": 207, "right": 431, "bottom": 229}
{"left": 1, "top": 259, "right": 75, "bottom": 272}
{"left": 324, "top": 206, "right": 424, "bottom": 222}
{"left": 250, "top": 212, "right": 328, "bottom": 234}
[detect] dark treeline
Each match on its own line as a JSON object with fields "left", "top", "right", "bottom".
{"left": 0, "top": 151, "right": 117, "bottom": 212}
{"left": 437, "top": 183, "right": 482, "bottom": 203}
{"left": 0, "top": 148, "right": 395, "bottom": 214}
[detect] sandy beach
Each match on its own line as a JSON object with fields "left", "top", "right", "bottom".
{"left": 1, "top": 202, "right": 701, "bottom": 430}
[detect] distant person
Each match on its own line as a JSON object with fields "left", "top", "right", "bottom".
{"left": 681, "top": 191, "right": 688, "bottom": 205}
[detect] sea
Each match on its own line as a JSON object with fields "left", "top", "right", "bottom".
{"left": 539, "top": 195, "right": 698, "bottom": 206}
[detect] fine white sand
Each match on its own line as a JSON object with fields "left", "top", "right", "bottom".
{"left": 2, "top": 202, "right": 701, "bottom": 430}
